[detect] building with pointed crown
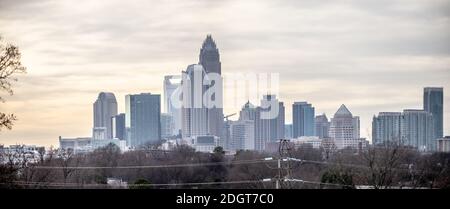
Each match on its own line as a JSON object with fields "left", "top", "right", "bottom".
{"left": 329, "top": 104, "right": 366, "bottom": 150}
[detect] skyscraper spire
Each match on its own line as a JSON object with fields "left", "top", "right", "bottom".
{"left": 199, "top": 34, "right": 221, "bottom": 74}
{"left": 201, "top": 34, "right": 217, "bottom": 50}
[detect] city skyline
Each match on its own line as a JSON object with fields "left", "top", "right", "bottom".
{"left": 1, "top": 0, "right": 449, "bottom": 147}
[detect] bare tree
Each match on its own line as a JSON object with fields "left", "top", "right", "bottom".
{"left": 0, "top": 145, "right": 19, "bottom": 188}
{"left": 360, "top": 141, "right": 412, "bottom": 189}
{"left": 0, "top": 35, "right": 26, "bottom": 131}
{"left": 57, "top": 148, "right": 79, "bottom": 184}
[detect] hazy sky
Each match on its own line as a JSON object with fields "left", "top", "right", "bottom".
{"left": 0, "top": 0, "right": 449, "bottom": 147}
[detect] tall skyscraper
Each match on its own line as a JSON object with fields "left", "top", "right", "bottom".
{"left": 372, "top": 112, "right": 402, "bottom": 145}
{"left": 314, "top": 114, "right": 330, "bottom": 139}
{"left": 329, "top": 104, "right": 362, "bottom": 149}
{"left": 112, "top": 113, "right": 126, "bottom": 141}
{"left": 424, "top": 87, "right": 443, "bottom": 140}
{"left": 198, "top": 35, "right": 224, "bottom": 143}
{"left": 255, "top": 95, "right": 285, "bottom": 151}
{"left": 181, "top": 35, "right": 224, "bottom": 145}
{"left": 164, "top": 75, "right": 182, "bottom": 135}
{"left": 125, "top": 93, "right": 161, "bottom": 147}
{"left": 401, "top": 109, "right": 435, "bottom": 151}
{"left": 292, "top": 102, "right": 315, "bottom": 137}
{"left": 93, "top": 92, "right": 118, "bottom": 139}
{"left": 181, "top": 64, "right": 209, "bottom": 138}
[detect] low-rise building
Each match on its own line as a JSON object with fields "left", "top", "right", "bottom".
{"left": 59, "top": 136, "right": 128, "bottom": 154}
{"left": 437, "top": 136, "right": 450, "bottom": 153}
{"left": 189, "top": 135, "right": 219, "bottom": 153}
{"left": 107, "top": 178, "right": 128, "bottom": 189}
{"left": 59, "top": 137, "right": 92, "bottom": 153}
{"left": 291, "top": 136, "right": 322, "bottom": 149}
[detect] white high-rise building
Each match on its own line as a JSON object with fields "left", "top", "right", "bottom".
{"left": 329, "top": 104, "right": 364, "bottom": 149}
{"left": 230, "top": 120, "right": 255, "bottom": 151}
{"left": 164, "top": 75, "right": 182, "bottom": 135}
{"left": 181, "top": 64, "right": 209, "bottom": 138}
{"left": 255, "top": 95, "right": 285, "bottom": 151}
{"left": 93, "top": 92, "right": 118, "bottom": 139}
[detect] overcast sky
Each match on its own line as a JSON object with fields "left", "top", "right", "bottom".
{"left": 0, "top": 0, "right": 449, "bottom": 147}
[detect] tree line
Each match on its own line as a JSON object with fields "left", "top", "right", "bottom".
{"left": 1, "top": 142, "right": 449, "bottom": 189}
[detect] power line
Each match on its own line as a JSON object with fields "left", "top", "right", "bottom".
{"left": 3, "top": 179, "right": 270, "bottom": 188}
{"left": 284, "top": 157, "right": 442, "bottom": 174}
{"left": 5, "top": 178, "right": 351, "bottom": 188}
{"left": 8, "top": 155, "right": 439, "bottom": 175}
{"left": 284, "top": 178, "right": 353, "bottom": 188}
{"left": 31, "top": 158, "right": 277, "bottom": 170}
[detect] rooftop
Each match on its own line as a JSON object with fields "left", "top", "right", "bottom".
{"left": 334, "top": 104, "right": 352, "bottom": 117}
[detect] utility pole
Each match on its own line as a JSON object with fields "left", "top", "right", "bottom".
{"left": 264, "top": 139, "right": 294, "bottom": 189}
{"left": 276, "top": 158, "right": 281, "bottom": 189}
{"left": 278, "top": 139, "right": 293, "bottom": 189}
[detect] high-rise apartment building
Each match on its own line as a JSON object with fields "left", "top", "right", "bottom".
{"left": 372, "top": 112, "right": 402, "bottom": 145}
{"left": 401, "top": 109, "right": 435, "bottom": 151}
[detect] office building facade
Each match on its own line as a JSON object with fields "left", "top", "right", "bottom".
{"left": 372, "top": 112, "right": 402, "bottom": 145}
{"left": 93, "top": 92, "right": 118, "bottom": 139}
{"left": 424, "top": 87, "right": 443, "bottom": 140}
{"left": 314, "top": 114, "right": 330, "bottom": 139}
{"left": 125, "top": 93, "right": 161, "bottom": 147}
{"left": 293, "top": 102, "right": 315, "bottom": 137}
{"left": 255, "top": 95, "right": 285, "bottom": 151}
{"left": 401, "top": 109, "right": 435, "bottom": 151}
{"left": 329, "top": 104, "right": 362, "bottom": 149}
